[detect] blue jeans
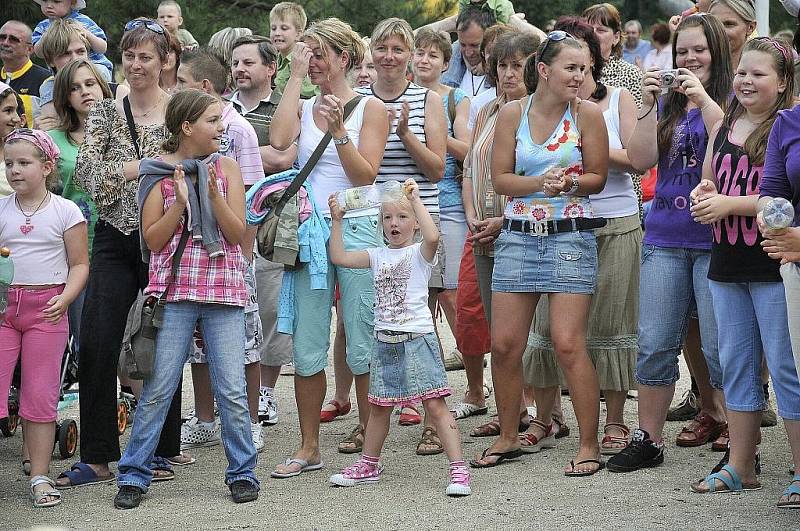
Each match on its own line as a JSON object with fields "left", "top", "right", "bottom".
{"left": 709, "top": 280, "right": 800, "bottom": 419}
{"left": 118, "top": 302, "right": 258, "bottom": 492}
{"left": 635, "top": 245, "right": 722, "bottom": 388}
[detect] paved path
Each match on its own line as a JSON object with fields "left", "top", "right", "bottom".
{"left": 3, "top": 323, "right": 799, "bottom": 529}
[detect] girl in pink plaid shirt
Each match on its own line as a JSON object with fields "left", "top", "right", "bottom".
{"left": 114, "top": 89, "right": 259, "bottom": 510}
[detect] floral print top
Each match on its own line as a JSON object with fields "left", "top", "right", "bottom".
{"left": 504, "top": 96, "right": 593, "bottom": 222}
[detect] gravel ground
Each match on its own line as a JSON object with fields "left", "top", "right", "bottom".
{"left": 3, "top": 321, "right": 799, "bottom": 530}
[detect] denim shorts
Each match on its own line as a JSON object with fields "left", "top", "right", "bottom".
{"left": 439, "top": 205, "right": 468, "bottom": 289}
{"left": 491, "top": 228, "right": 597, "bottom": 294}
{"left": 710, "top": 280, "right": 800, "bottom": 419}
{"left": 368, "top": 332, "right": 451, "bottom": 407}
{"left": 635, "top": 245, "right": 722, "bottom": 389}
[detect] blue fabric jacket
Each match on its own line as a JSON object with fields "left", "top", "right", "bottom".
{"left": 442, "top": 41, "right": 467, "bottom": 88}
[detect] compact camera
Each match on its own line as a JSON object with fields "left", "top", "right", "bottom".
{"left": 659, "top": 69, "right": 679, "bottom": 94}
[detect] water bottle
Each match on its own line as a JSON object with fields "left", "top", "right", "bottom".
{"left": 763, "top": 197, "right": 795, "bottom": 231}
{"left": 335, "top": 180, "right": 404, "bottom": 212}
{"left": 0, "top": 247, "right": 14, "bottom": 324}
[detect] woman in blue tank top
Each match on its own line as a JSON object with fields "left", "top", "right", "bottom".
{"left": 470, "top": 32, "right": 609, "bottom": 476}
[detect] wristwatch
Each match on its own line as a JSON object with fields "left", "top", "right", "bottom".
{"left": 566, "top": 175, "right": 579, "bottom": 195}
{"left": 333, "top": 134, "right": 350, "bottom": 146}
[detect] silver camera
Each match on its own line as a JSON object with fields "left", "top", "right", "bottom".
{"left": 660, "top": 69, "right": 679, "bottom": 94}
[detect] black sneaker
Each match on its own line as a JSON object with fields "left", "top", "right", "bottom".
{"left": 711, "top": 447, "right": 762, "bottom": 475}
{"left": 607, "top": 428, "right": 664, "bottom": 473}
{"left": 230, "top": 479, "right": 259, "bottom": 504}
{"left": 666, "top": 389, "right": 699, "bottom": 422}
{"left": 114, "top": 486, "right": 143, "bottom": 509}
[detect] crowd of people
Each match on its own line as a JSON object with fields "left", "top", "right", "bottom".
{"left": 1, "top": 0, "right": 800, "bottom": 512}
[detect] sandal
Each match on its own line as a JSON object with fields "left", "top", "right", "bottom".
{"left": 519, "top": 419, "right": 557, "bottom": 454}
{"left": 564, "top": 458, "right": 605, "bottom": 477}
{"left": 470, "top": 415, "right": 530, "bottom": 438}
{"left": 416, "top": 426, "right": 444, "bottom": 456}
{"left": 690, "top": 463, "right": 761, "bottom": 494}
{"left": 778, "top": 476, "right": 800, "bottom": 508}
{"left": 601, "top": 423, "right": 630, "bottom": 455}
{"left": 166, "top": 452, "right": 196, "bottom": 466}
{"left": 56, "top": 462, "right": 115, "bottom": 489}
{"left": 469, "top": 447, "right": 523, "bottom": 468}
{"left": 450, "top": 401, "right": 488, "bottom": 420}
{"left": 711, "top": 447, "right": 761, "bottom": 475}
{"left": 150, "top": 456, "right": 175, "bottom": 482}
{"left": 321, "top": 399, "right": 352, "bottom": 423}
{"left": 30, "top": 475, "right": 62, "bottom": 508}
{"left": 337, "top": 424, "right": 364, "bottom": 454}
{"left": 399, "top": 406, "right": 422, "bottom": 426}
{"left": 675, "top": 414, "right": 727, "bottom": 447}
{"left": 552, "top": 413, "right": 570, "bottom": 439}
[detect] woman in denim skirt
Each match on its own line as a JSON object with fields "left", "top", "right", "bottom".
{"left": 469, "top": 32, "right": 609, "bottom": 476}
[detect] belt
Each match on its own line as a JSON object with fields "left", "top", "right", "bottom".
{"left": 503, "top": 217, "right": 606, "bottom": 236}
{"left": 376, "top": 330, "right": 424, "bottom": 344}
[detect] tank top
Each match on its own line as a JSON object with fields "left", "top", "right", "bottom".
{"left": 708, "top": 122, "right": 780, "bottom": 283}
{"left": 144, "top": 159, "right": 247, "bottom": 306}
{"left": 297, "top": 95, "right": 369, "bottom": 217}
{"left": 504, "top": 96, "right": 593, "bottom": 222}
{"left": 589, "top": 88, "right": 638, "bottom": 218}
{"left": 357, "top": 82, "right": 439, "bottom": 213}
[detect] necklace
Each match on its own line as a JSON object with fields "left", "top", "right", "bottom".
{"left": 131, "top": 93, "right": 165, "bottom": 118}
{"left": 470, "top": 72, "right": 485, "bottom": 97}
{"left": 15, "top": 191, "right": 50, "bottom": 235}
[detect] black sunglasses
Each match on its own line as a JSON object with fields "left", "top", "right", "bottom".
{"left": 124, "top": 19, "right": 165, "bottom": 35}
{"left": 539, "top": 30, "right": 577, "bottom": 60}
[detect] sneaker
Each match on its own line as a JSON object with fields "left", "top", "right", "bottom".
{"left": 607, "top": 428, "right": 665, "bottom": 473}
{"left": 329, "top": 459, "right": 383, "bottom": 487}
{"left": 229, "top": 479, "right": 259, "bottom": 504}
{"left": 666, "top": 389, "right": 700, "bottom": 422}
{"left": 446, "top": 466, "right": 471, "bottom": 497}
{"left": 114, "top": 485, "right": 143, "bottom": 510}
{"left": 761, "top": 403, "right": 778, "bottom": 428}
{"left": 180, "top": 416, "right": 220, "bottom": 450}
{"left": 251, "top": 422, "right": 265, "bottom": 453}
{"left": 258, "top": 390, "right": 278, "bottom": 426}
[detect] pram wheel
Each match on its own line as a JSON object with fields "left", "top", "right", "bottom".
{"left": 117, "top": 398, "right": 128, "bottom": 435}
{"left": 0, "top": 414, "right": 18, "bottom": 437}
{"left": 57, "top": 419, "right": 78, "bottom": 458}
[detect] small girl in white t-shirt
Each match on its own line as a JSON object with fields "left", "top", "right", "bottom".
{"left": 0, "top": 129, "right": 89, "bottom": 508}
{"left": 326, "top": 179, "right": 471, "bottom": 497}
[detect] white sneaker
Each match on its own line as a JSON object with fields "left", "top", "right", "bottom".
{"left": 180, "top": 416, "right": 220, "bottom": 450}
{"left": 258, "top": 390, "right": 278, "bottom": 426}
{"left": 251, "top": 422, "right": 265, "bottom": 452}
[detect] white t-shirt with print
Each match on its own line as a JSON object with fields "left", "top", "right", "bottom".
{"left": 367, "top": 242, "right": 436, "bottom": 334}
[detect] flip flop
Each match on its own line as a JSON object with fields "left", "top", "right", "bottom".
{"left": 450, "top": 402, "right": 488, "bottom": 420}
{"left": 271, "top": 458, "right": 325, "bottom": 479}
{"left": 56, "top": 462, "right": 116, "bottom": 489}
{"left": 564, "top": 458, "right": 605, "bottom": 477}
{"left": 469, "top": 447, "right": 524, "bottom": 468}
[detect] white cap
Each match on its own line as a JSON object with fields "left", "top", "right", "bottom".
{"left": 35, "top": 0, "right": 87, "bottom": 10}
{"left": 781, "top": 0, "right": 800, "bottom": 17}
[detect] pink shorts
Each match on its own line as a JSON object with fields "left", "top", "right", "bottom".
{"left": 0, "top": 286, "right": 68, "bottom": 422}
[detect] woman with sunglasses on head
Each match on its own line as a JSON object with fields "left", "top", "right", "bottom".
{"left": 606, "top": 14, "right": 732, "bottom": 474}
{"left": 57, "top": 19, "right": 187, "bottom": 489}
{"left": 471, "top": 30, "right": 609, "bottom": 476}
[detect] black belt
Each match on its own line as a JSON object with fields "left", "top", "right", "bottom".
{"left": 503, "top": 217, "right": 606, "bottom": 236}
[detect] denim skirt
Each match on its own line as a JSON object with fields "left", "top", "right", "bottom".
{"left": 368, "top": 332, "right": 452, "bottom": 407}
{"left": 491, "top": 228, "right": 598, "bottom": 294}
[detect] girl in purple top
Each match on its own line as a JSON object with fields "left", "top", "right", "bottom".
{"left": 689, "top": 38, "right": 800, "bottom": 505}
{"left": 607, "top": 14, "right": 731, "bottom": 474}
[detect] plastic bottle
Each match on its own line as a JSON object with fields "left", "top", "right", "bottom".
{"left": 763, "top": 197, "right": 795, "bottom": 231}
{"left": 0, "top": 247, "right": 14, "bottom": 324}
{"left": 335, "top": 180, "right": 404, "bottom": 212}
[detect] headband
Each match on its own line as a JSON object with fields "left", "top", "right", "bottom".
{"left": 5, "top": 129, "right": 61, "bottom": 164}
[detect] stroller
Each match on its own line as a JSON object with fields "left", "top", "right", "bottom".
{"left": 1, "top": 337, "right": 80, "bottom": 459}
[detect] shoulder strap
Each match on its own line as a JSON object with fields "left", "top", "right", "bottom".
{"left": 447, "top": 88, "right": 456, "bottom": 126}
{"left": 158, "top": 220, "right": 190, "bottom": 303}
{"left": 272, "top": 95, "right": 363, "bottom": 216}
{"left": 122, "top": 96, "right": 142, "bottom": 160}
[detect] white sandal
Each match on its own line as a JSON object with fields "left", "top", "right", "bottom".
{"left": 30, "top": 475, "right": 62, "bottom": 508}
{"left": 450, "top": 402, "right": 488, "bottom": 420}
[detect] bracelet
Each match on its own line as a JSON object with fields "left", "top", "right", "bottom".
{"left": 637, "top": 100, "right": 656, "bottom": 121}
{"left": 333, "top": 134, "right": 350, "bottom": 146}
{"left": 566, "top": 175, "right": 579, "bottom": 195}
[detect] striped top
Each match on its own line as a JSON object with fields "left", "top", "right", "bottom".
{"left": 144, "top": 159, "right": 247, "bottom": 307}
{"left": 228, "top": 89, "right": 282, "bottom": 149}
{"left": 465, "top": 94, "right": 509, "bottom": 257}
{"left": 357, "top": 82, "right": 439, "bottom": 213}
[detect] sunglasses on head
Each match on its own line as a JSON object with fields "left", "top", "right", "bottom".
{"left": 124, "top": 19, "right": 165, "bottom": 35}
{"left": 539, "top": 30, "right": 577, "bottom": 60}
